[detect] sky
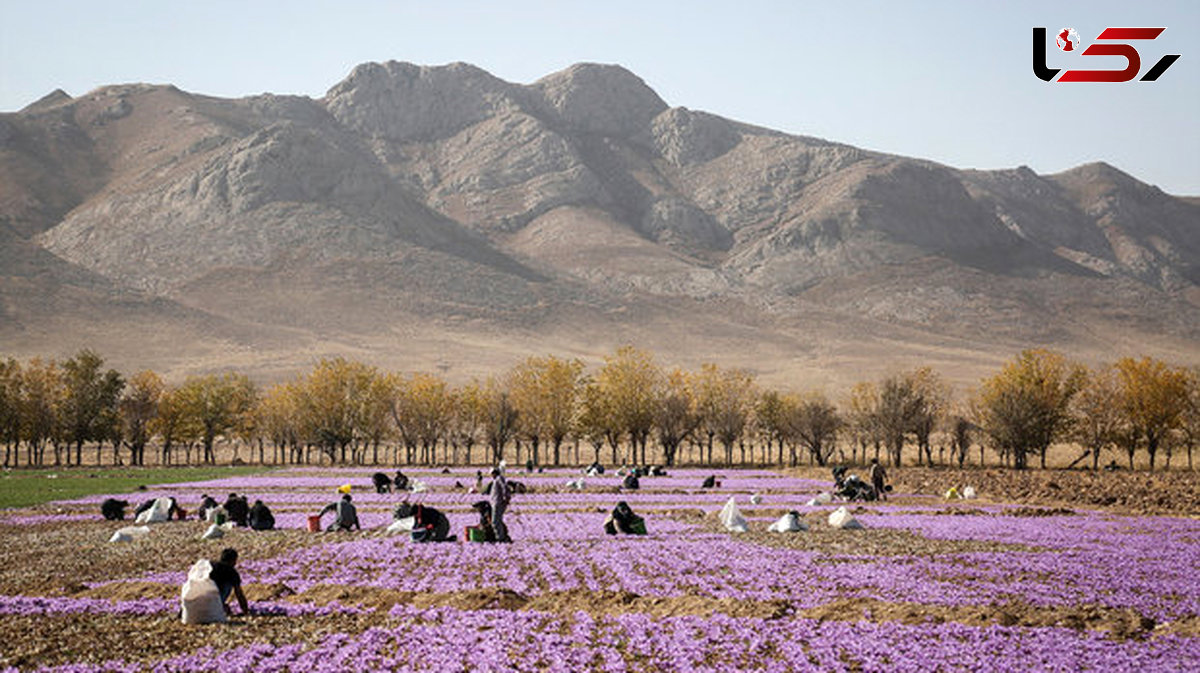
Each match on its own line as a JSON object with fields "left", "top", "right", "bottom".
{"left": 2, "top": 1, "right": 1197, "bottom": 194}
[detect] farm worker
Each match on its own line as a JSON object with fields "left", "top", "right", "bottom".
{"left": 489, "top": 466, "right": 512, "bottom": 543}
{"left": 394, "top": 503, "right": 453, "bottom": 542}
{"left": 870, "top": 458, "right": 888, "bottom": 501}
{"left": 371, "top": 472, "right": 392, "bottom": 493}
{"left": 224, "top": 493, "right": 249, "bottom": 527}
{"left": 604, "top": 501, "right": 646, "bottom": 535}
{"left": 210, "top": 548, "right": 250, "bottom": 616}
{"left": 248, "top": 500, "right": 275, "bottom": 531}
{"left": 197, "top": 494, "right": 219, "bottom": 521}
{"left": 320, "top": 494, "right": 361, "bottom": 532}
{"left": 101, "top": 498, "right": 129, "bottom": 521}
{"left": 470, "top": 501, "right": 499, "bottom": 542}
{"left": 393, "top": 470, "right": 410, "bottom": 492}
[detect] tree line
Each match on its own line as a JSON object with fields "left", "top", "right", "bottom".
{"left": 0, "top": 347, "right": 1196, "bottom": 471}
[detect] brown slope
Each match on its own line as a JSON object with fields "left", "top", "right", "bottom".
{"left": 1, "top": 61, "right": 1195, "bottom": 384}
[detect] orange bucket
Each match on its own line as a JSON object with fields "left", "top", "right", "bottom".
{"left": 306, "top": 515, "right": 322, "bottom": 533}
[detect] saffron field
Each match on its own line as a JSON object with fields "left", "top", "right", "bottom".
{"left": 0, "top": 468, "right": 1197, "bottom": 672}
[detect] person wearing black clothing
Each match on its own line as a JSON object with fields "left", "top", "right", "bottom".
{"left": 604, "top": 501, "right": 646, "bottom": 535}
{"left": 701, "top": 475, "right": 716, "bottom": 489}
{"left": 393, "top": 470, "right": 410, "bottom": 492}
{"left": 224, "top": 493, "right": 249, "bottom": 527}
{"left": 197, "top": 494, "right": 219, "bottom": 521}
{"left": 101, "top": 498, "right": 129, "bottom": 521}
{"left": 470, "top": 501, "right": 498, "bottom": 542}
{"left": 133, "top": 499, "right": 155, "bottom": 517}
{"left": 248, "top": 500, "right": 275, "bottom": 531}
{"left": 622, "top": 473, "right": 640, "bottom": 490}
{"left": 394, "top": 503, "right": 453, "bottom": 542}
{"left": 209, "top": 548, "right": 250, "bottom": 616}
{"left": 371, "top": 472, "right": 392, "bottom": 494}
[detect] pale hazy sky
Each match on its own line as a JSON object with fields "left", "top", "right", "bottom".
{"left": 2, "top": 1, "right": 1197, "bottom": 194}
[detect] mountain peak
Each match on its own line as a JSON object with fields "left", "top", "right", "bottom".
{"left": 323, "top": 60, "right": 516, "bottom": 141}
{"left": 532, "top": 62, "right": 667, "bottom": 137}
{"left": 20, "top": 88, "right": 73, "bottom": 113}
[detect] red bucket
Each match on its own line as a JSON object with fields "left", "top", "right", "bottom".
{"left": 306, "top": 515, "right": 322, "bottom": 533}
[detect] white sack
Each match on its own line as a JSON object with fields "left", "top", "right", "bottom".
{"left": 385, "top": 516, "right": 416, "bottom": 536}
{"left": 749, "top": 493, "right": 763, "bottom": 505}
{"left": 718, "top": 497, "right": 748, "bottom": 533}
{"left": 806, "top": 492, "right": 833, "bottom": 506}
{"left": 135, "top": 497, "right": 172, "bottom": 524}
{"left": 108, "top": 525, "right": 150, "bottom": 543}
{"left": 962, "top": 486, "right": 977, "bottom": 499}
{"left": 180, "top": 559, "right": 226, "bottom": 625}
{"left": 828, "top": 506, "right": 863, "bottom": 530}
{"left": 200, "top": 524, "right": 225, "bottom": 540}
{"left": 767, "top": 512, "right": 807, "bottom": 533}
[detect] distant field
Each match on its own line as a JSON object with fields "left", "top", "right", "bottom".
{"left": 0, "top": 466, "right": 269, "bottom": 509}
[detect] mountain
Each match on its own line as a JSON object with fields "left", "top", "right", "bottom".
{"left": 2, "top": 62, "right": 1197, "bottom": 388}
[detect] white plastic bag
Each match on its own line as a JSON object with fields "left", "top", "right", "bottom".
{"left": 385, "top": 516, "right": 416, "bottom": 536}
{"left": 749, "top": 493, "right": 763, "bottom": 505}
{"left": 200, "top": 524, "right": 225, "bottom": 540}
{"left": 565, "top": 478, "right": 585, "bottom": 491}
{"left": 962, "top": 486, "right": 977, "bottom": 499}
{"left": 135, "top": 497, "right": 172, "bottom": 524}
{"left": 108, "top": 525, "right": 150, "bottom": 543}
{"left": 180, "top": 559, "right": 226, "bottom": 625}
{"left": 767, "top": 512, "right": 807, "bottom": 533}
{"left": 409, "top": 479, "right": 428, "bottom": 494}
{"left": 718, "top": 497, "right": 748, "bottom": 533}
{"left": 206, "top": 506, "right": 227, "bottom": 523}
{"left": 806, "top": 492, "right": 833, "bottom": 506}
{"left": 828, "top": 506, "right": 864, "bottom": 530}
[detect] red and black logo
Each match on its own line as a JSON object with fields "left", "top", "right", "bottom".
{"left": 1033, "top": 27, "right": 1180, "bottom": 82}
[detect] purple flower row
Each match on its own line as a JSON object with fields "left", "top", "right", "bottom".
{"left": 10, "top": 604, "right": 1199, "bottom": 672}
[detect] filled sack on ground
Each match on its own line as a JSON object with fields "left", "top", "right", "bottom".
{"left": 108, "top": 526, "right": 150, "bottom": 543}
{"left": 767, "top": 511, "right": 807, "bottom": 533}
{"left": 806, "top": 492, "right": 833, "bottom": 506}
{"left": 135, "top": 497, "right": 173, "bottom": 524}
{"left": 828, "top": 506, "right": 864, "bottom": 530}
{"left": 180, "top": 559, "right": 226, "bottom": 625}
{"left": 719, "top": 497, "right": 748, "bottom": 533}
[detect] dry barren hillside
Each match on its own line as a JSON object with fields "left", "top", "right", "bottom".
{"left": 1, "top": 62, "right": 1197, "bottom": 389}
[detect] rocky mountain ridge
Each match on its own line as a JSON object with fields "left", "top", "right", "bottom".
{"left": 1, "top": 61, "right": 1196, "bottom": 387}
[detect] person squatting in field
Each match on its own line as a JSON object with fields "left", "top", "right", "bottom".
{"left": 394, "top": 503, "right": 453, "bottom": 542}
{"left": 210, "top": 547, "right": 250, "bottom": 616}
{"left": 320, "top": 493, "right": 361, "bottom": 531}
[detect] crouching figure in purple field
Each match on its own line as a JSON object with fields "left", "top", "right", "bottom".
{"left": 211, "top": 548, "right": 251, "bottom": 617}
{"left": 394, "top": 503, "right": 454, "bottom": 542}
{"left": 319, "top": 493, "right": 361, "bottom": 532}
{"left": 604, "top": 501, "right": 647, "bottom": 536}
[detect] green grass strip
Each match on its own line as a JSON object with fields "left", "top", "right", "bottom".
{"left": 0, "top": 465, "right": 270, "bottom": 509}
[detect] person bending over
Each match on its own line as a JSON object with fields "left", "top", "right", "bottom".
{"left": 320, "top": 494, "right": 361, "bottom": 532}
{"left": 209, "top": 548, "right": 250, "bottom": 616}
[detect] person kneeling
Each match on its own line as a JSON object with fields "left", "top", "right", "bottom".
{"left": 248, "top": 500, "right": 275, "bottom": 531}
{"left": 394, "top": 503, "right": 453, "bottom": 542}
{"left": 210, "top": 548, "right": 250, "bottom": 617}
{"left": 604, "top": 501, "right": 647, "bottom": 535}
{"left": 468, "top": 501, "right": 498, "bottom": 542}
{"left": 320, "top": 494, "right": 361, "bottom": 532}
